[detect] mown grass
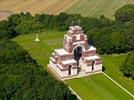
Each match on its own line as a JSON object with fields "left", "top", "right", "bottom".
{"left": 102, "top": 55, "right": 134, "bottom": 95}
{"left": 12, "top": 31, "right": 134, "bottom": 99}
{"left": 12, "top": 31, "right": 64, "bottom": 69}
{"left": 65, "top": 74, "right": 133, "bottom": 100}
{"left": 66, "top": 0, "right": 134, "bottom": 19}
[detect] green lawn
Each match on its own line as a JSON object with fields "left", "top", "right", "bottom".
{"left": 65, "top": 74, "right": 133, "bottom": 100}
{"left": 12, "top": 31, "right": 65, "bottom": 69}
{"left": 65, "top": 0, "right": 134, "bottom": 19}
{"left": 12, "top": 31, "right": 134, "bottom": 99}
{"left": 102, "top": 55, "right": 134, "bottom": 95}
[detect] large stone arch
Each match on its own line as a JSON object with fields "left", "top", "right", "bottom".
{"left": 73, "top": 45, "right": 84, "bottom": 65}
{"left": 72, "top": 44, "right": 85, "bottom": 53}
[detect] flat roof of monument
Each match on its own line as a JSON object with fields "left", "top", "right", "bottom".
{"left": 88, "top": 46, "right": 96, "bottom": 51}
{"left": 69, "top": 25, "right": 82, "bottom": 30}
{"left": 85, "top": 55, "right": 100, "bottom": 61}
{"left": 55, "top": 48, "right": 70, "bottom": 56}
{"left": 61, "top": 59, "right": 77, "bottom": 65}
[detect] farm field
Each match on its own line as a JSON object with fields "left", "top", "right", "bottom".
{"left": 1, "top": 0, "right": 134, "bottom": 20}
{"left": 12, "top": 30, "right": 134, "bottom": 98}
{"left": 65, "top": 74, "right": 132, "bottom": 100}
{"left": 66, "top": 0, "right": 134, "bottom": 19}
{"left": 0, "top": 0, "right": 78, "bottom": 20}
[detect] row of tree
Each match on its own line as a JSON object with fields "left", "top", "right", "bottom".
{"left": 0, "top": 4, "right": 134, "bottom": 54}
{"left": 0, "top": 38, "right": 77, "bottom": 100}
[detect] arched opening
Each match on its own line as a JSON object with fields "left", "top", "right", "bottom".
{"left": 73, "top": 46, "right": 82, "bottom": 74}
{"left": 73, "top": 46, "right": 82, "bottom": 65}
{"left": 68, "top": 65, "right": 71, "bottom": 75}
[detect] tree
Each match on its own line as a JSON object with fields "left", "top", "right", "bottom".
{"left": 109, "top": 32, "right": 124, "bottom": 53}
{"left": 120, "top": 51, "right": 134, "bottom": 80}
{"left": 0, "top": 39, "right": 77, "bottom": 100}
{"left": 0, "top": 4, "right": 134, "bottom": 54}
{"left": 115, "top": 4, "right": 134, "bottom": 23}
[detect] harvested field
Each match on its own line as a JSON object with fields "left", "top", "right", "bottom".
{"left": 0, "top": 0, "right": 78, "bottom": 20}
{"left": 1, "top": 0, "right": 134, "bottom": 20}
{"left": 66, "top": 0, "right": 134, "bottom": 19}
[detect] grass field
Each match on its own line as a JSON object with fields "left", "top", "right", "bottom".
{"left": 0, "top": 0, "right": 134, "bottom": 20}
{"left": 102, "top": 55, "right": 134, "bottom": 95}
{"left": 12, "top": 31, "right": 65, "bottom": 68}
{"left": 12, "top": 31, "right": 134, "bottom": 99}
{"left": 65, "top": 74, "right": 133, "bottom": 100}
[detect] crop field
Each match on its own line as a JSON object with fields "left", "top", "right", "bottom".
{"left": 66, "top": 0, "right": 134, "bottom": 19}
{"left": 1, "top": 0, "right": 134, "bottom": 20}
{"left": 0, "top": 0, "right": 78, "bottom": 20}
{"left": 12, "top": 30, "right": 134, "bottom": 99}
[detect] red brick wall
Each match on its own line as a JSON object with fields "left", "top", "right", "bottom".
{"left": 82, "top": 50, "right": 96, "bottom": 57}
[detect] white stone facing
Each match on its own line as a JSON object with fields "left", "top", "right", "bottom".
{"left": 50, "top": 57, "right": 56, "bottom": 62}
{"left": 84, "top": 55, "right": 100, "bottom": 60}
{"left": 76, "top": 34, "right": 80, "bottom": 40}
{"left": 57, "top": 64, "right": 64, "bottom": 70}
{"left": 49, "top": 61, "right": 56, "bottom": 68}
{"left": 84, "top": 35, "right": 87, "bottom": 40}
{"left": 60, "top": 70, "right": 68, "bottom": 78}
{"left": 61, "top": 59, "right": 77, "bottom": 65}
{"left": 71, "top": 68, "right": 77, "bottom": 76}
{"left": 86, "top": 66, "right": 93, "bottom": 72}
{"left": 55, "top": 48, "right": 71, "bottom": 56}
{"left": 73, "top": 41, "right": 85, "bottom": 45}
{"left": 49, "top": 61, "right": 68, "bottom": 78}
{"left": 94, "top": 64, "right": 102, "bottom": 71}
{"left": 68, "top": 30, "right": 73, "bottom": 34}
{"left": 66, "top": 35, "right": 72, "bottom": 42}
{"left": 79, "top": 60, "right": 87, "bottom": 70}
{"left": 87, "top": 46, "right": 96, "bottom": 51}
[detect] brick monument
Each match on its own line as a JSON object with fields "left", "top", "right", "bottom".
{"left": 48, "top": 25, "right": 102, "bottom": 79}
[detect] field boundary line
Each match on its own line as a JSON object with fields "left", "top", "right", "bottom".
{"left": 102, "top": 72, "right": 134, "bottom": 98}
